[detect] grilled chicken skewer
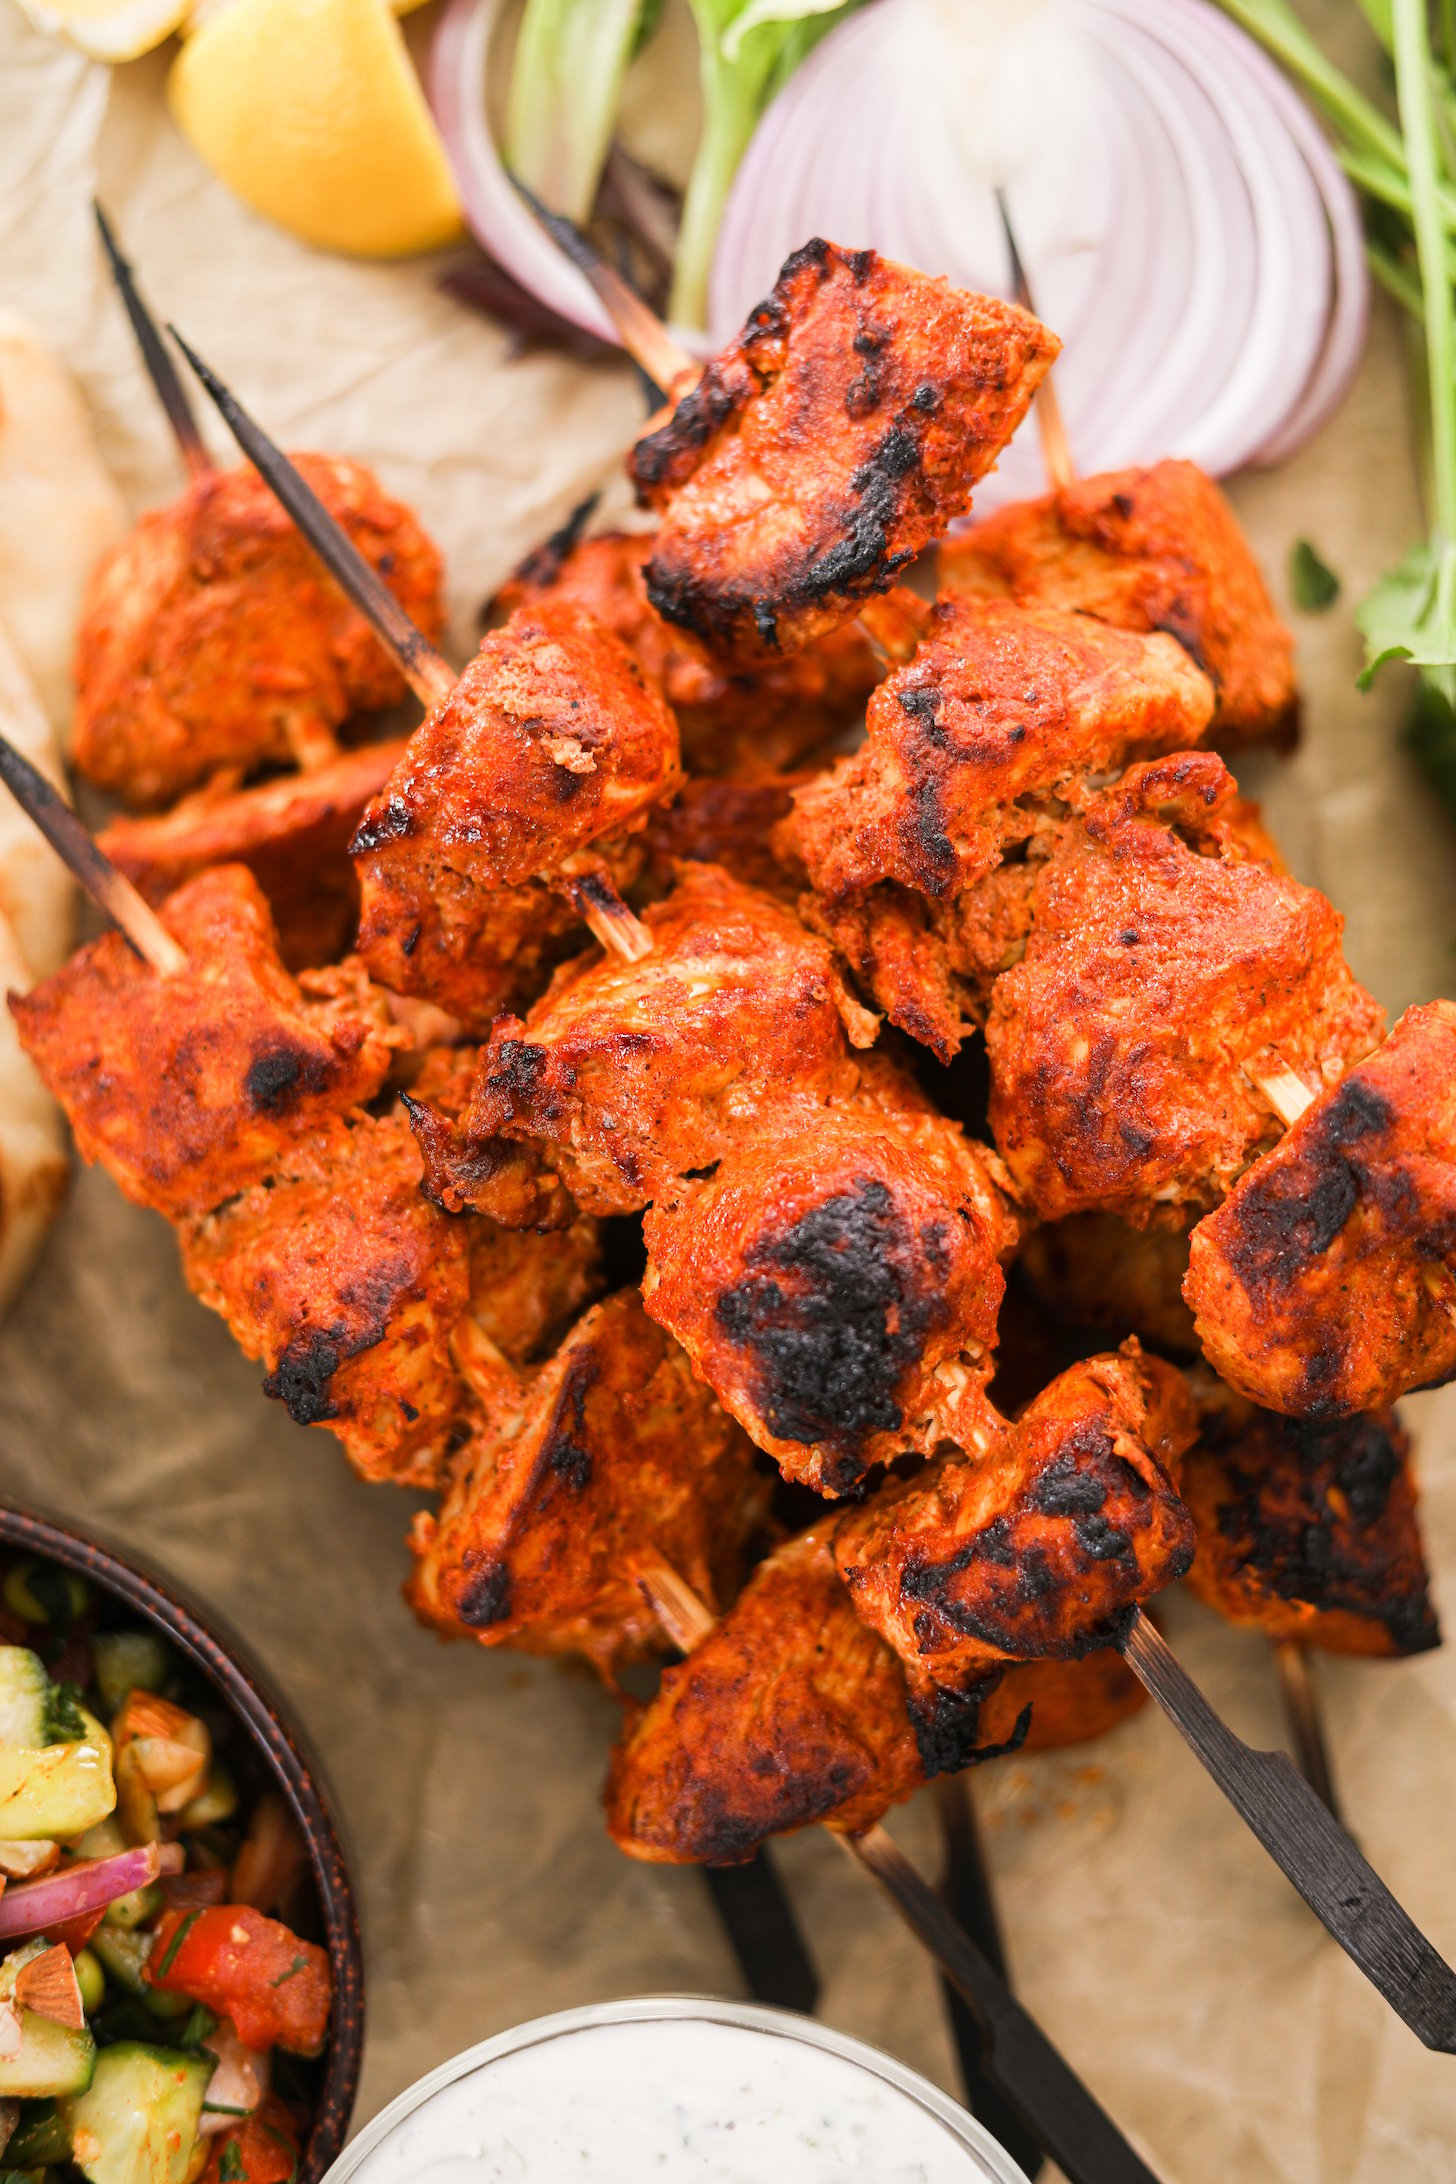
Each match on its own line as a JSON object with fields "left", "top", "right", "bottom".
{"left": 171, "top": 331, "right": 678, "bottom": 1020}
{"left": 81, "top": 217, "right": 445, "bottom": 807}
{"left": 627, "top": 1548, "right": 1163, "bottom": 2184}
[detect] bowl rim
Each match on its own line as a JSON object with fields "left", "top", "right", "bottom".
{"left": 0, "top": 1497, "right": 364, "bottom": 2183}
{"left": 323, "top": 1994, "right": 1031, "bottom": 2184}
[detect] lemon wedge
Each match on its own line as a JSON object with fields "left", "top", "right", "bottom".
{"left": 16, "top": 0, "right": 190, "bottom": 62}
{"left": 168, "top": 0, "right": 464, "bottom": 259}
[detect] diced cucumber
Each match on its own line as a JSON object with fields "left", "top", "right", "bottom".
{"left": 0, "top": 2013, "right": 96, "bottom": 2100}
{"left": 87, "top": 1934, "right": 152, "bottom": 2003}
{"left": 90, "top": 1639, "right": 172, "bottom": 1722}
{"left": 0, "top": 1654, "right": 47, "bottom": 1750}
{"left": 102, "top": 1886, "right": 162, "bottom": 1935}
{"left": 0, "top": 1734, "right": 115, "bottom": 1842}
{"left": 6, "top": 2098, "right": 71, "bottom": 2165}
{"left": 3, "top": 1565, "right": 88, "bottom": 1631}
{"left": 63, "top": 2044, "right": 213, "bottom": 2184}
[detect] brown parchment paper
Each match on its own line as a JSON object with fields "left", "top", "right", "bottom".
{"left": 3, "top": 3, "right": 1456, "bottom": 2176}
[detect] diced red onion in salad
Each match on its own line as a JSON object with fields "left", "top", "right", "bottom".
{"left": 0, "top": 1843, "right": 171, "bottom": 1942}
{"left": 711, "top": 0, "right": 1367, "bottom": 502}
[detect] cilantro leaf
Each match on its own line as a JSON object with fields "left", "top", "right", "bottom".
{"left": 1289, "top": 538, "right": 1341, "bottom": 612}
{"left": 219, "top": 2138, "right": 247, "bottom": 2183}
{"left": 43, "top": 1680, "right": 88, "bottom": 1745}
{"left": 1354, "top": 540, "right": 1456, "bottom": 685}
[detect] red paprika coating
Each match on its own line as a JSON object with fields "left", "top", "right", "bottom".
{"left": 146, "top": 1906, "right": 331, "bottom": 2056}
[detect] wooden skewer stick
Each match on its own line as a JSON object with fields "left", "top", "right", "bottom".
{"left": 508, "top": 178, "right": 693, "bottom": 401}
{"left": 1251, "top": 1065, "right": 1317, "bottom": 1129}
{"left": 560, "top": 868, "right": 653, "bottom": 964}
{"left": 1118, "top": 1607, "right": 1456, "bottom": 2050}
{"left": 993, "top": 188, "right": 1075, "bottom": 494}
{"left": 166, "top": 328, "right": 456, "bottom": 713}
{"left": 632, "top": 1554, "right": 1164, "bottom": 2184}
{"left": 1271, "top": 1642, "right": 1340, "bottom": 1818}
{"left": 0, "top": 732, "right": 185, "bottom": 977}
{"left": 93, "top": 202, "right": 214, "bottom": 483}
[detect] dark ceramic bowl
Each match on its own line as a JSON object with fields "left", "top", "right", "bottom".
{"left": 0, "top": 1502, "right": 364, "bottom": 2183}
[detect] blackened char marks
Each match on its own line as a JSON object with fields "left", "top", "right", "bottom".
{"left": 504, "top": 493, "right": 600, "bottom": 595}
{"left": 245, "top": 1043, "right": 324, "bottom": 1113}
{"left": 713, "top": 1179, "right": 949, "bottom": 1485}
{"left": 541, "top": 1349, "right": 600, "bottom": 1493}
{"left": 456, "top": 1559, "right": 512, "bottom": 1629}
{"left": 1221, "top": 1076, "right": 1395, "bottom": 1287}
{"left": 262, "top": 1330, "right": 346, "bottom": 1424}
{"left": 905, "top": 1679, "right": 1030, "bottom": 1779}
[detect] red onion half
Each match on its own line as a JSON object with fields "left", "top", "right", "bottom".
{"left": 0, "top": 1843, "right": 171, "bottom": 1943}
{"left": 712, "top": 0, "right": 1368, "bottom": 500}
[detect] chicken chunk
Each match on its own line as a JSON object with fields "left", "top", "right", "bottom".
{"left": 939, "top": 459, "right": 1297, "bottom": 745}
{"left": 410, "top": 862, "right": 878, "bottom": 1218}
{"left": 986, "top": 754, "right": 1384, "bottom": 1223}
{"left": 642, "top": 1097, "right": 1017, "bottom": 1495}
{"left": 790, "top": 597, "right": 1213, "bottom": 905}
{"left": 179, "top": 1109, "right": 468, "bottom": 1486}
{"left": 976, "top": 1648, "right": 1147, "bottom": 1753}
{"left": 99, "top": 738, "right": 407, "bottom": 971}
{"left": 1184, "top": 1001, "right": 1456, "bottom": 1417}
{"left": 451, "top": 1214, "right": 606, "bottom": 1435}
{"left": 407, "top": 1291, "right": 764, "bottom": 1680}
{"left": 1017, "top": 1212, "right": 1198, "bottom": 1356}
{"left": 73, "top": 457, "right": 444, "bottom": 808}
{"left": 629, "top": 240, "right": 1058, "bottom": 662}
{"left": 605, "top": 1528, "right": 1011, "bottom": 1864}
{"left": 10, "top": 864, "right": 400, "bottom": 1220}
{"left": 833, "top": 1348, "right": 1196, "bottom": 1709}
{"left": 1180, "top": 1384, "right": 1439, "bottom": 1656}
{"left": 351, "top": 601, "right": 681, "bottom": 1028}
{"left": 494, "top": 527, "right": 879, "bottom": 776}
{"left": 640, "top": 774, "right": 806, "bottom": 904}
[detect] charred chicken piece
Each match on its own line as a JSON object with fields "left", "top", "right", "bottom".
{"left": 790, "top": 597, "right": 1214, "bottom": 906}
{"left": 605, "top": 1527, "right": 1012, "bottom": 1864}
{"left": 98, "top": 738, "right": 407, "bottom": 970}
{"left": 975, "top": 1647, "right": 1147, "bottom": 1753}
{"left": 1179, "top": 1382, "right": 1439, "bottom": 1656}
{"left": 179, "top": 1108, "right": 468, "bottom": 1486}
{"left": 1184, "top": 1001, "right": 1456, "bottom": 1417}
{"left": 450, "top": 1213, "right": 607, "bottom": 1436}
{"left": 410, "top": 862, "right": 878, "bottom": 1219}
{"left": 1017, "top": 1212, "right": 1198, "bottom": 1357}
{"left": 640, "top": 774, "right": 807, "bottom": 904}
{"left": 939, "top": 459, "right": 1297, "bottom": 746}
{"left": 408, "top": 1290, "right": 764, "bottom": 1681}
{"left": 351, "top": 601, "right": 682, "bottom": 1029}
{"left": 10, "top": 864, "right": 400, "bottom": 1220}
{"left": 642, "top": 1092, "right": 1017, "bottom": 1495}
{"left": 494, "top": 528, "right": 879, "bottom": 777}
{"left": 74, "top": 456, "right": 445, "bottom": 808}
{"left": 629, "top": 240, "right": 1059, "bottom": 663}
{"left": 986, "top": 754, "right": 1384, "bottom": 1223}
{"left": 833, "top": 1347, "right": 1196, "bottom": 1717}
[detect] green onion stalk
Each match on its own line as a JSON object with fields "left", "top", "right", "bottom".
{"left": 505, "top": 0, "right": 656, "bottom": 224}
{"left": 1217, "top": 0, "right": 1456, "bottom": 811}
{"left": 672, "top": 1, "right": 863, "bottom": 327}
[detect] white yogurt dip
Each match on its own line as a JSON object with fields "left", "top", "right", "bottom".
{"left": 330, "top": 2000, "right": 1027, "bottom": 2184}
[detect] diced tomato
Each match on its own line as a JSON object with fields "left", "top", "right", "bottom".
{"left": 43, "top": 1908, "right": 105, "bottom": 1953}
{"left": 146, "top": 1906, "right": 332, "bottom": 2056}
{"left": 201, "top": 2094, "right": 300, "bottom": 2184}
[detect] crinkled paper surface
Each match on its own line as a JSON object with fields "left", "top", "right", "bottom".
{"left": 2, "top": 4, "right": 1456, "bottom": 2177}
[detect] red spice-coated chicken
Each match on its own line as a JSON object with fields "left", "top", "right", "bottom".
{"left": 1178, "top": 1381, "right": 1439, "bottom": 1657}
{"left": 179, "top": 1108, "right": 469, "bottom": 1486}
{"left": 1184, "top": 1001, "right": 1456, "bottom": 1417}
{"left": 789, "top": 596, "right": 1214, "bottom": 906}
{"left": 407, "top": 1290, "right": 765, "bottom": 1680}
{"left": 494, "top": 526, "right": 879, "bottom": 777}
{"left": 639, "top": 774, "right": 807, "bottom": 904}
{"left": 351, "top": 600, "right": 681, "bottom": 1029}
{"left": 98, "top": 737, "right": 408, "bottom": 971}
{"left": 975, "top": 1648, "right": 1148, "bottom": 1752}
{"left": 629, "top": 240, "right": 1059, "bottom": 662}
{"left": 74, "top": 456, "right": 445, "bottom": 808}
{"left": 986, "top": 754, "right": 1384, "bottom": 1223}
{"left": 410, "top": 862, "right": 878, "bottom": 1219}
{"left": 1016, "top": 1212, "right": 1198, "bottom": 1357}
{"left": 641, "top": 1095, "right": 1018, "bottom": 1495}
{"left": 938, "top": 459, "right": 1298, "bottom": 746}
{"left": 10, "top": 864, "right": 400, "bottom": 1220}
{"left": 833, "top": 1347, "right": 1196, "bottom": 1718}
{"left": 605, "top": 1527, "right": 1001, "bottom": 1864}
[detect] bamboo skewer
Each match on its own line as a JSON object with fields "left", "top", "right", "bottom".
{"left": 93, "top": 202, "right": 214, "bottom": 483}
{"left": 169, "top": 329, "right": 653, "bottom": 967}
{"left": 508, "top": 178, "right": 692, "bottom": 401}
{"left": 993, "top": 189, "right": 1075, "bottom": 493}
{"left": 632, "top": 1555, "right": 1164, "bottom": 2184}
{"left": 0, "top": 732, "right": 185, "bottom": 977}
{"left": 1271, "top": 1643, "right": 1339, "bottom": 1818}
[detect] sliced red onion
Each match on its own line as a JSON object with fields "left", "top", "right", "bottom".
{"left": 711, "top": 0, "right": 1366, "bottom": 498}
{"left": 0, "top": 1844, "right": 163, "bottom": 1943}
